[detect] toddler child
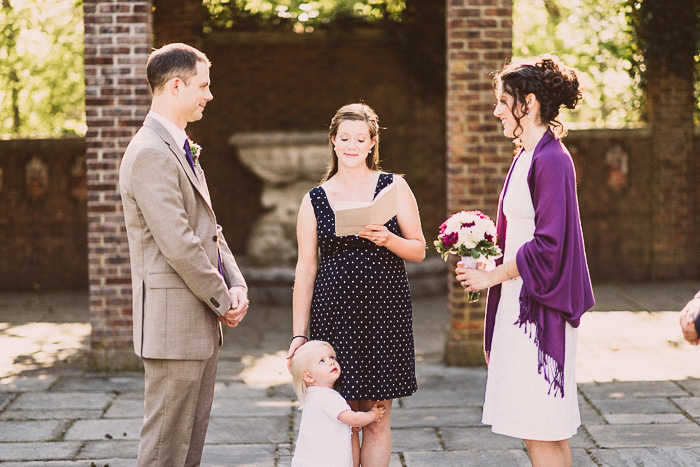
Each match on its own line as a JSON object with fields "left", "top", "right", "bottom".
{"left": 290, "top": 340, "right": 385, "bottom": 467}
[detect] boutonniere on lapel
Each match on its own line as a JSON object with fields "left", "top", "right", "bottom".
{"left": 188, "top": 138, "right": 202, "bottom": 167}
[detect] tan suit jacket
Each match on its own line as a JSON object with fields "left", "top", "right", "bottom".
{"left": 119, "top": 116, "right": 246, "bottom": 360}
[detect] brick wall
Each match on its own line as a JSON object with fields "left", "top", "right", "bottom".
{"left": 647, "top": 68, "right": 697, "bottom": 279}
{"left": 0, "top": 138, "right": 87, "bottom": 290}
{"left": 153, "top": 0, "right": 203, "bottom": 47}
{"left": 84, "top": 0, "right": 152, "bottom": 370}
{"left": 445, "top": 0, "right": 513, "bottom": 365}
{"left": 567, "top": 129, "right": 654, "bottom": 281}
{"left": 194, "top": 30, "right": 447, "bottom": 253}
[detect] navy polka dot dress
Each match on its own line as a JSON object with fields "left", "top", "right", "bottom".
{"left": 309, "top": 173, "right": 417, "bottom": 401}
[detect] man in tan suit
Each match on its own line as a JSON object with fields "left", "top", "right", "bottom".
{"left": 119, "top": 43, "right": 249, "bottom": 466}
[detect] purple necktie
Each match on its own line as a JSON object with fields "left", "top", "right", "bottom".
{"left": 183, "top": 140, "right": 198, "bottom": 179}
{"left": 183, "top": 139, "right": 225, "bottom": 281}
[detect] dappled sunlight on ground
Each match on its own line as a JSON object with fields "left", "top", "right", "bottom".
{"left": 0, "top": 321, "right": 90, "bottom": 378}
{"left": 576, "top": 311, "right": 700, "bottom": 383}
{"left": 239, "top": 351, "right": 293, "bottom": 388}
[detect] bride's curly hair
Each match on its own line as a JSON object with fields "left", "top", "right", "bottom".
{"left": 494, "top": 54, "right": 584, "bottom": 140}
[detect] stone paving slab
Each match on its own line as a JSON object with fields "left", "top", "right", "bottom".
{"left": 278, "top": 453, "right": 404, "bottom": 467}
{"left": 3, "top": 287, "right": 700, "bottom": 465}
{"left": 590, "top": 287, "right": 646, "bottom": 312}
{"left": 571, "top": 448, "right": 598, "bottom": 466}
{"left": 413, "top": 365, "right": 487, "bottom": 391}
{"left": 400, "top": 386, "right": 485, "bottom": 408}
{"left": 614, "top": 283, "right": 700, "bottom": 311}
{"left": 675, "top": 378, "right": 700, "bottom": 396}
{"left": 0, "top": 375, "right": 58, "bottom": 392}
{"left": 0, "top": 420, "right": 66, "bottom": 441}
{"left": 440, "top": 426, "right": 523, "bottom": 451}
{"left": 9, "top": 392, "right": 114, "bottom": 411}
{"left": 64, "top": 418, "right": 142, "bottom": 441}
{"left": 76, "top": 440, "right": 139, "bottom": 459}
{"left": 570, "top": 430, "right": 596, "bottom": 449}
{"left": 671, "top": 396, "right": 700, "bottom": 417}
{"left": 403, "top": 449, "right": 531, "bottom": 466}
{"left": 391, "top": 427, "right": 442, "bottom": 452}
{"left": 1, "top": 460, "right": 134, "bottom": 467}
{"left": 604, "top": 413, "right": 690, "bottom": 425}
{"left": 213, "top": 381, "right": 286, "bottom": 399}
{"left": 1, "top": 409, "right": 104, "bottom": 420}
{"left": 590, "top": 396, "right": 681, "bottom": 414}
{"left": 103, "top": 396, "right": 143, "bottom": 418}
{"left": 51, "top": 374, "right": 144, "bottom": 393}
{"left": 587, "top": 423, "right": 700, "bottom": 448}
{"left": 210, "top": 398, "right": 294, "bottom": 417}
{"left": 579, "top": 397, "right": 607, "bottom": 425}
{"left": 579, "top": 380, "right": 687, "bottom": 399}
{"left": 592, "top": 447, "right": 700, "bottom": 466}
{"left": 391, "top": 407, "right": 483, "bottom": 428}
{"left": 0, "top": 442, "right": 82, "bottom": 461}
{"left": 201, "top": 443, "right": 277, "bottom": 467}
{"left": 205, "top": 416, "right": 288, "bottom": 444}
{"left": 0, "top": 392, "right": 14, "bottom": 411}
{"left": 216, "top": 360, "right": 247, "bottom": 378}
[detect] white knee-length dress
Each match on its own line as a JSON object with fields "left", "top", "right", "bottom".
{"left": 481, "top": 149, "right": 580, "bottom": 441}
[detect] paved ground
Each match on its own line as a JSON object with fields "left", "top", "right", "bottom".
{"left": 1, "top": 280, "right": 700, "bottom": 466}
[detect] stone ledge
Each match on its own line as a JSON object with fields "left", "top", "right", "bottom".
{"left": 88, "top": 349, "right": 143, "bottom": 372}
{"left": 229, "top": 131, "right": 328, "bottom": 147}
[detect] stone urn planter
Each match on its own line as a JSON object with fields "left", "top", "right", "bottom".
{"left": 229, "top": 131, "right": 329, "bottom": 266}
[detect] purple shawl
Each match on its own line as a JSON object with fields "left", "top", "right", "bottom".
{"left": 484, "top": 130, "right": 595, "bottom": 397}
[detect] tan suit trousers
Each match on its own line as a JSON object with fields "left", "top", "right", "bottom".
{"left": 137, "top": 344, "right": 219, "bottom": 467}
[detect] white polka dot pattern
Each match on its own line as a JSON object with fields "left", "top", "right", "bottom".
{"left": 309, "top": 173, "right": 417, "bottom": 401}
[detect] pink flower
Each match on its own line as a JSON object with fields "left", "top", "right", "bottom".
{"left": 441, "top": 231, "right": 459, "bottom": 249}
{"left": 439, "top": 222, "right": 447, "bottom": 235}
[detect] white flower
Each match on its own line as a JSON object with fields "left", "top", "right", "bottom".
{"left": 188, "top": 139, "right": 202, "bottom": 166}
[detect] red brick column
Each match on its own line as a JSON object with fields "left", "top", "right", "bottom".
{"left": 445, "top": 0, "right": 513, "bottom": 365}
{"left": 647, "top": 68, "right": 697, "bottom": 279}
{"left": 84, "top": 0, "right": 152, "bottom": 370}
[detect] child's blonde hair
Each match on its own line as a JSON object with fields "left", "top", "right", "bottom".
{"left": 290, "top": 340, "right": 337, "bottom": 409}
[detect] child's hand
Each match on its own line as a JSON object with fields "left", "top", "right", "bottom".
{"left": 370, "top": 402, "right": 386, "bottom": 423}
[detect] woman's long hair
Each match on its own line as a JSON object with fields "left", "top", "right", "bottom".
{"left": 322, "top": 103, "right": 381, "bottom": 182}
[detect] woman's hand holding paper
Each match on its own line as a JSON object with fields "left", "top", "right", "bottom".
{"left": 358, "top": 224, "right": 391, "bottom": 247}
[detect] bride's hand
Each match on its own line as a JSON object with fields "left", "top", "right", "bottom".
{"left": 456, "top": 266, "right": 492, "bottom": 292}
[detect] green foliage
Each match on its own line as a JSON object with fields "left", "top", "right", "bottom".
{"left": 514, "top": 0, "right": 643, "bottom": 128}
{"left": 625, "top": 0, "right": 700, "bottom": 122}
{"left": 0, "top": 0, "right": 85, "bottom": 138}
{"left": 203, "top": 0, "right": 405, "bottom": 32}
{"left": 626, "top": 0, "right": 699, "bottom": 79}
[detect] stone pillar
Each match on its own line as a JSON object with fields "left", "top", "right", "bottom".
{"left": 647, "top": 67, "right": 697, "bottom": 279}
{"left": 84, "top": 0, "right": 152, "bottom": 370}
{"left": 445, "top": 0, "right": 513, "bottom": 365}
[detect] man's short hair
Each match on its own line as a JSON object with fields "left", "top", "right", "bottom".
{"left": 146, "top": 43, "right": 211, "bottom": 92}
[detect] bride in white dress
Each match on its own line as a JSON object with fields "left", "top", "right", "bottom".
{"left": 455, "top": 55, "right": 595, "bottom": 467}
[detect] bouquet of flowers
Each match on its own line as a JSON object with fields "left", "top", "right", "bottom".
{"left": 434, "top": 210, "right": 502, "bottom": 302}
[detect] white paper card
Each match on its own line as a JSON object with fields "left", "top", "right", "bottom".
{"left": 334, "top": 182, "right": 398, "bottom": 237}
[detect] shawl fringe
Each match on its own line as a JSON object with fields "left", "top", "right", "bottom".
{"left": 516, "top": 293, "right": 565, "bottom": 398}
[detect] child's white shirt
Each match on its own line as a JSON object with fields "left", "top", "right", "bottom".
{"left": 291, "top": 386, "right": 352, "bottom": 467}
